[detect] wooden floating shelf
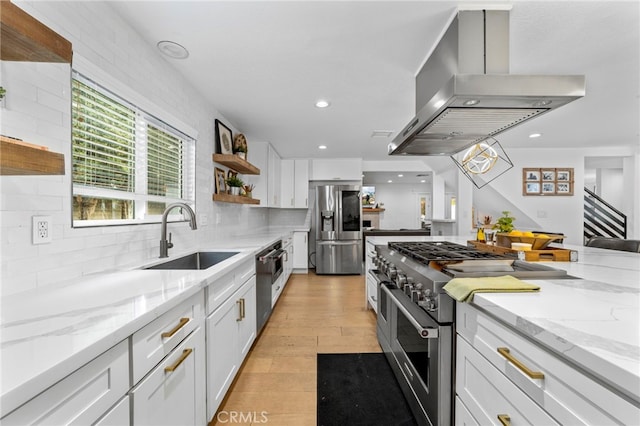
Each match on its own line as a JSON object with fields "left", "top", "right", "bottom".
{"left": 212, "top": 154, "right": 260, "bottom": 175}
{"left": 213, "top": 193, "right": 260, "bottom": 205}
{"left": 1, "top": 1, "right": 73, "bottom": 63}
{"left": 1, "top": 137, "right": 65, "bottom": 175}
{"left": 363, "top": 208, "right": 385, "bottom": 213}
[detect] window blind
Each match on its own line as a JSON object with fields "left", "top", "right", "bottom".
{"left": 72, "top": 72, "right": 195, "bottom": 226}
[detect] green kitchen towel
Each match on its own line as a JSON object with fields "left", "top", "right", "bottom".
{"left": 443, "top": 275, "right": 540, "bottom": 303}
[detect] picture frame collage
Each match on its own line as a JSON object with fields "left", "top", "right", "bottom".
{"left": 522, "top": 168, "right": 574, "bottom": 196}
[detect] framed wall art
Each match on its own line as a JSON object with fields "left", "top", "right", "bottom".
{"left": 215, "top": 167, "right": 227, "bottom": 194}
{"left": 522, "top": 168, "right": 574, "bottom": 196}
{"left": 215, "top": 119, "right": 233, "bottom": 155}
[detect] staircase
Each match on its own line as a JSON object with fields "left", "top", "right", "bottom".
{"left": 583, "top": 187, "right": 627, "bottom": 240}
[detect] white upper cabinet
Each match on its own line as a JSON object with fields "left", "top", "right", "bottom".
{"left": 281, "top": 159, "right": 309, "bottom": 209}
{"left": 310, "top": 158, "right": 362, "bottom": 181}
{"left": 245, "top": 141, "right": 281, "bottom": 207}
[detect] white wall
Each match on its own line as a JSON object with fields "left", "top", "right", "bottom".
{"left": 374, "top": 183, "right": 431, "bottom": 229}
{"left": 0, "top": 1, "right": 274, "bottom": 296}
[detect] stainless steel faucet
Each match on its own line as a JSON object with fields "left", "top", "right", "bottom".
{"left": 160, "top": 203, "right": 198, "bottom": 258}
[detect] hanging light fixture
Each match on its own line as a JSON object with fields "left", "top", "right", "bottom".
{"left": 450, "top": 137, "right": 513, "bottom": 188}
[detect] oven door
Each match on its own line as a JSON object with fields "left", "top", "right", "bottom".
{"left": 382, "top": 285, "right": 453, "bottom": 426}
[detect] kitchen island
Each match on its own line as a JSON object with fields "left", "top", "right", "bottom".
{"left": 367, "top": 235, "right": 640, "bottom": 423}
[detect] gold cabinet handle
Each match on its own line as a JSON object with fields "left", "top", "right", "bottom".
{"left": 161, "top": 317, "right": 189, "bottom": 338}
{"left": 497, "top": 414, "right": 511, "bottom": 426}
{"left": 164, "top": 348, "right": 193, "bottom": 373}
{"left": 241, "top": 298, "right": 245, "bottom": 320}
{"left": 497, "top": 347, "right": 544, "bottom": 379}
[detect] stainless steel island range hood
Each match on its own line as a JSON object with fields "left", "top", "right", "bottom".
{"left": 388, "top": 9, "right": 586, "bottom": 156}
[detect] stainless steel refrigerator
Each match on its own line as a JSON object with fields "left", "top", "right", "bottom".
{"left": 315, "top": 184, "right": 362, "bottom": 274}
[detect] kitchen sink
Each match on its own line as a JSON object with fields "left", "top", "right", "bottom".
{"left": 144, "top": 251, "right": 239, "bottom": 270}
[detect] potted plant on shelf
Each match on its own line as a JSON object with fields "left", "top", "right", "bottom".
{"left": 226, "top": 175, "right": 244, "bottom": 196}
{"left": 233, "top": 143, "right": 247, "bottom": 160}
{"left": 493, "top": 211, "right": 516, "bottom": 247}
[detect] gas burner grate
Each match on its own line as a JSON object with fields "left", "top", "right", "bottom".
{"left": 388, "top": 241, "right": 508, "bottom": 264}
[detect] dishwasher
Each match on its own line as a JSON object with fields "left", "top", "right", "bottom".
{"left": 255, "top": 241, "right": 285, "bottom": 334}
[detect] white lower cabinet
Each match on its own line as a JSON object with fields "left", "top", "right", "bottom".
{"left": 283, "top": 234, "right": 293, "bottom": 282}
{"left": 130, "top": 326, "right": 205, "bottom": 426}
{"left": 456, "top": 302, "right": 639, "bottom": 425}
{"left": 365, "top": 239, "right": 377, "bottom": 311}
{"left": 292, "top": 231, "right": 308, "bottom": 272}
{"left": 206, "top": 276, "right": 256, "bottom": 421}
{"left": 95, "top": 396, "right": 130, "bottom": 426}
{"left": 1, "top": 340, "right": 129, "bottom": 425}
{"left": 456, "top": 337, "right": 558, "bottom": 425}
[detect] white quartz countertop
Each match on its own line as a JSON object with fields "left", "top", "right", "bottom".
{"left": 367, "top": 235, "right": 640, "bottom": 403}
{"left": 0, "top": 227, "right": 306, "bottom": 418}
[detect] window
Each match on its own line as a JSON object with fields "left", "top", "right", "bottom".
{"left": 71, "top": 72, "right": 195, "bottom": 226}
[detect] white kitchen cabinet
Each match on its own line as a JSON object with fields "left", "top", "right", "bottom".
{"left": 293, "top": 159, "right": 309, "bottom": 208}
{"left": 1, "top": 340, "right": 129, "bottom": 425}
{"left": 282, "top": 233, "right": 293, "bottom": 282}
{"left": 206, "top": 276, "right": 256, "bottom": 420}
{"left": 131, "top": 292, "right": 204, "bottom": 385}
{"left": 131, "top": 326, "right": 206, "bottom": 426}
{"left": 95, "top": 396, "right": 130, "bottom": 426}
{"left": 271, "top": 271, "right": 286, "bottom": 307}
{"left": 244, "top": 141, "right": 280, "bottom": 207}
{"left": 364, "top": 239, "right": 377, "bottom": 311}
{"left": 456, "top": 337, "right": 559, "bottom": 426}
{"left": 292, "top": 231, "right": 308, "bottom": 273}
{"left": 280, "top": 159, "right": 309, "bottom": 208}
{"left": 310, "top": 158, "right": 362, "bottom": 181}
{"left": 456, "top": 302, "right": 639, "bottom": 425}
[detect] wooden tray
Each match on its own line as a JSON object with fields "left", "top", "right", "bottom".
{"left": 468, "top": 240, "right": 572, "bottom": 262}
{"left": 495, "top": 232, "right": 565, "bottom": 250}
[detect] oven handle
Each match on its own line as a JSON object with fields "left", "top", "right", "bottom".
{"left": 381, "top": 284, "right": 439, "bottom": 339}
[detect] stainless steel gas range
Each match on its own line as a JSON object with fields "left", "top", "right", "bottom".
{"left": 371, "top": 241, "right": 570, "bottom": 426}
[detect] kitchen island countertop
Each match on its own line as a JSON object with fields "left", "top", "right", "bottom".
{"left": 367, "top": 235, "right": 640, "bottom": 405}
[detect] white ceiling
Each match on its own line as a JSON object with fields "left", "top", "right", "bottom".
{"left": 110, "top": 1, "right": 639, "bottom": 162}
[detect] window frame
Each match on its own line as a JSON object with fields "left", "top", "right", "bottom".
{"left": 71, "top": 71, "right": 196, "bottom": 228}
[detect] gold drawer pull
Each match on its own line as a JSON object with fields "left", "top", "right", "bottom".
{"left": 236, "top": 299, "right": 243, "bottom": 321}
{"left": 161, "top": 317, "right": 189, "bottom": 338}
{"left": 164, "top": 348, "right": 193, "bottom": 373}
{"left": 497, "top": 347, "right": 545, "bottom": 379}
{"left": 497, "top": 414, "right": 511, "bottom": 426}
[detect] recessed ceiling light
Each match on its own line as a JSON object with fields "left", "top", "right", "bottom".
{"left": 315, "top": 100, "right": 330, "bottom": 108}
{"left": 318, "top": 145, "right": 327, "bottom": 150}
{"left": 529, "top": 133, "right": 542, "bottom": 138}
{"left": 398, "top": 174, "right": 403, "bottom": 177}
{"left": 157, "top": 40, "right": 189, "bottom": 59}
{"left": 387, "top": 180, "right": 393, "bottom": 183}
{"left": 420, "top": 180, "right": 426, "bottom": 183}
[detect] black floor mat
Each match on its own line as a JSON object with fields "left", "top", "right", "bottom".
{"left": 317, "top": 353, "right": 418, "bottom": 426}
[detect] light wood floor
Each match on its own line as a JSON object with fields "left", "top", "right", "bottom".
{"left": 210, "top": 272, "right": 381, "bottom": 426}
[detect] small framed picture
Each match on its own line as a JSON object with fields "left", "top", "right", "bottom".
{"left": 542, "top": 182, "right": 555, "bottom": 194}
{"left": 524, "top": 169, "right": 540, "bottom": 181}
{"left": 542, "top": 169, "right": 555, "bottom": 181}
{"left": 215, "top": 119, "right": 233, "bottom": 155}
{"left": 557, "top": 170, "right": 571, "bottom": 181}
{"left": 525, "top": 182, "right": 540, "bottom": 194}
{"left": 556, "top": 182, "right": 572, "bottom": 195}
{"left": 215, "top": 167, "right": 227, "bottom": 194}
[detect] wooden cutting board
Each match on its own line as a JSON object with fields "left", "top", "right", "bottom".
{"left": 467, "top": 240, "right": 573, "bottom": 262}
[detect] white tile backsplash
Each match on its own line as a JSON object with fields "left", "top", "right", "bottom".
{"left": 0, "top": 1, "right": 277, "bottom": 296}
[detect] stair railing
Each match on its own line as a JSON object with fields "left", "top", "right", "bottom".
{"left": 583, "top": 187, "right": 627, "bottom": 240}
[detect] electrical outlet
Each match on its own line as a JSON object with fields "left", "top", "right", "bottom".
{"left": 32, "top": 216, "right": 52, "bottom": 244}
